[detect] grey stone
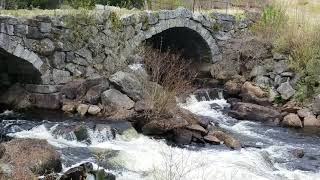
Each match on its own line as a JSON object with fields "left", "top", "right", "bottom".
{"left": 40, "top": 22, "right": 51, "bottom": 33}
{"left": 34, "top": 38, "right": 55, "bottom": 56}
{"left": 32, "top": 93, "right": 61, "bottom": 110}
{"left": 273, "top": 52, "right": 286, "bottom": 61}
{"left": 274, "top": 75, "right": 283, "bottom": 87}
{"left": 274, "top": 60, "right": 289, "bottom": 74}
{"left": 101, "top": 89, "right": 134, "bottom": 110}
{"left": 52, "top": 52, "right": 65, "bottom": 69}
{"left": 109, "top": 71, "right": 144, "bottom": 101}
{"left": 52, "top": 69, "right": 71, "bottom": 84}
{"left": 281, "top": 72, "right": 294, "bottom": 77}
{"left": 142, "top": 117, "right": 189, "bottom": 135}
{"left": 250, "top": 65, "right": 266, "bottom": 78}
{"left": 25, "top": 84, "right": 61, "bottom": 94}
{"left": 85, "top": 82, "right": 109, "bottom": 105}
{"left": 254, "top": 76, "right": 271, "bottom": 88}
{"left": 277, "top": 82, "right": 295, "bottom": 100}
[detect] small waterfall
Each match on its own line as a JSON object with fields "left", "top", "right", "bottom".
{"left": 194, "top": 88, "right": 225, "bottom": 102}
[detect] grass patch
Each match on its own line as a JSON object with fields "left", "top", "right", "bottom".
{"left": 253, "top": 1, "right": 320, "bottom": 103}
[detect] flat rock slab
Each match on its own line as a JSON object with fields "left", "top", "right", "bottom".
{"left": 25, "top": 84, "right": 62, "bottom": 94}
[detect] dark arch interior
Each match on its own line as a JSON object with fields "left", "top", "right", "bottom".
{"left": 146, "top": 27, "right": 212, "bottom": 63}
{"left": 0, "top": 49, "right": 42, "bottom": 92}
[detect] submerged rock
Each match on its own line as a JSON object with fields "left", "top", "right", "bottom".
{"left": 291, "top": 149, "right": 304, "bottom": 158}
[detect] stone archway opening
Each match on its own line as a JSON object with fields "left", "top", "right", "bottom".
{"left": 146, "top": 27, "right": 212, "bottom": 64}
{"left": 0, "top": 49, "right": 42, "bottom": 92}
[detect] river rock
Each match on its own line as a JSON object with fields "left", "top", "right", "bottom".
{"left": 142, "top": 117, "right": 189, "bottom": 135}
{"left": 281, "top": 100, "right": 301, "bottom": 113}
{"left": 277, "top": 82, "right": 295, "bottom": 100}
{"left": 1, "top": 139, "right": 62, "bottom": 179}
{"left": 61, "top": 80, "right": 85, "bottom": 99}
{"left": 85, "top": 82, "right": 109, "bottom": 105}
{"left": 312, "top": 94, "right": 320, "bottom": 115}
{"left": 303, "top": 115, "right": 320, "bottom": 127}
{"left": 32, "top": 93, "right": 61, "bottom": 110}
{"left": 172, "top": 128, "right": 198, "bottom": 145}
{"left": 88, "top": 105, "right": 101, "bottom": 115}
{"left": 101, "top": 89, "right": 134, "bottom": 111}
{"left": 210, "top": 131, "right": 241, "bottom": 149}
{"left": 229, "top": 102, "right": 281, "bottom": 121}
{"left": 224, "top": 80, "right": 242, "bottom": 95}
{"left": 60, "top": 162, "right": 93, "bottom": 180}
{"left": 62, "top": 102, "right": 76, "bottom": 113}
{"left": 110, "top": 71, "right": 144, "bottom": 101}
{"left": 204, "top": 134, "right": 221, "bottom": 144}
{"left": 241, "top": 82, "right": 265, "bottom": 98}
{"left": 291, "top": 149, "right": 304, "bottom": 158}
{"left": 250, "top": 65, "right": 267, "bottom": 78}
{"left": 297, "top": 108, "right": 313, "bottom": 118}
{"left": 186, "top": 124, "right": 207, "bottom": 134}
{"left": 282, "top": 113, "right": 303, "bottom": 128}
{"left": 0, "top": 83, "right": 32, "bottom": 109}
{"left": 77, "top": 104, "right": 89, "bottom": 116}
{"left": 134, "top": 100, "right": 153, "bottom": 112}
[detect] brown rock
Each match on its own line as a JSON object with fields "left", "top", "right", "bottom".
{"left": 297, "top": 108, "right": 313, "bottom": 118}
{"left": 88, "top": 105, "right": 101, "bottom": 115}
{"left": 172, "top": 129, "right": 193, "bottom": 145}
{"left": 211, "top": 131, "right": 241, "bottom": 149}
{"left": 62, "top": 103, "right": 76, "bottom": 113}
{"left": 229, "top": 102, "right": 281, "bottom": 121}
{"left": 32, "top": 93, "right": 61, "bottom": 110}
{"left": 224, "top": 80, "right": 241, "bottom": 95}
{"left": 186, "top": 124, "right": 208, "bottom": 134}
{"left": 142, "top": 117, "right": 188, "bottom": 135}
{"left": 2, "top": 139, "right": 62, "bottom": 179}
{"left": 204, "top": 134, "right": 221, "bottom": 144}
{"left": 282, "top": 113, "right": 303, "bottom": 128}
{"left": 303, "top": 115, "right": 320, "bottom": 127}
{"left": 241, "top": 82, "right": 265, "bottom": 98}
{"left": 281, "top": 101, "right": 301, "bottom": 113}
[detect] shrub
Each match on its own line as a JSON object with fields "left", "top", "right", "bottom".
{"left": 138, "top": 46, "right": 197, "bottom": 119}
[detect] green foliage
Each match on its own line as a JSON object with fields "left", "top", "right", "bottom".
{"left": 109, "top": 11, "right": 122, "bottom": 29}
{"left": 4, "top": 0, "right": 60, "bottom": 9}
{"left": 68, "top": 0, "right": 95, "bottom": 9}
{"left": 274, "top": 95, "right": 285, "bottom": 105}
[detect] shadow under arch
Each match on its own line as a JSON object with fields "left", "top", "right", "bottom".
{"left": 0, "top": 49, "right": 42, "bottom": 90}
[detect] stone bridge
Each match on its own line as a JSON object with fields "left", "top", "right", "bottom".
{"left": 0, "top": 7, "right": 253, "bottom": 86}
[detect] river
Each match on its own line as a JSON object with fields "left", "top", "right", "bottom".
{"left": 0, "top": 95, "right": 319, "bottom": 180}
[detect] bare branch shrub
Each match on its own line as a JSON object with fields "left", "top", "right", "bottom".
{"left": 137, "top": 46, "right": 197, "bottom": 120}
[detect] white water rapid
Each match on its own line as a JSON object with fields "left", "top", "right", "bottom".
{"left": 2, "top": 95, "right": 320, "bottom": 180}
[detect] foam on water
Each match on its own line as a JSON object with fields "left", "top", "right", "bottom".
{"left": 5, "top": 95, "right": 320, "bottom": 180}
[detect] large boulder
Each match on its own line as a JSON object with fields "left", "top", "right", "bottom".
{"left": 229, "top": 102, "right": 281, "bottom": 121}
{"left": 1, "top": 139, "right": 62, "bottom": 179}
{"left": 210, "top": 59, "right": 241, "bottom": 81}
{"left": 142, "top": 117, "right": 189, "bottom": 135}
{"left": 282, "top": 113, "right": 303, "bottom": 128}
{"left": 101, "top": 89, "right": 135, "bottom": 119}
{"left": 224, "top": 80, "right": 242, "bottom": 96}
{"left": 110, "top": 71, "right": 144, "bottom": 101}
{"left": 250, "top": 65, "right": 267, "bottom": 79}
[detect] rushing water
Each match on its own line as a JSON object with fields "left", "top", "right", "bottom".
{"left": 0, "top": 95, "right": 320, "bottom": 180}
